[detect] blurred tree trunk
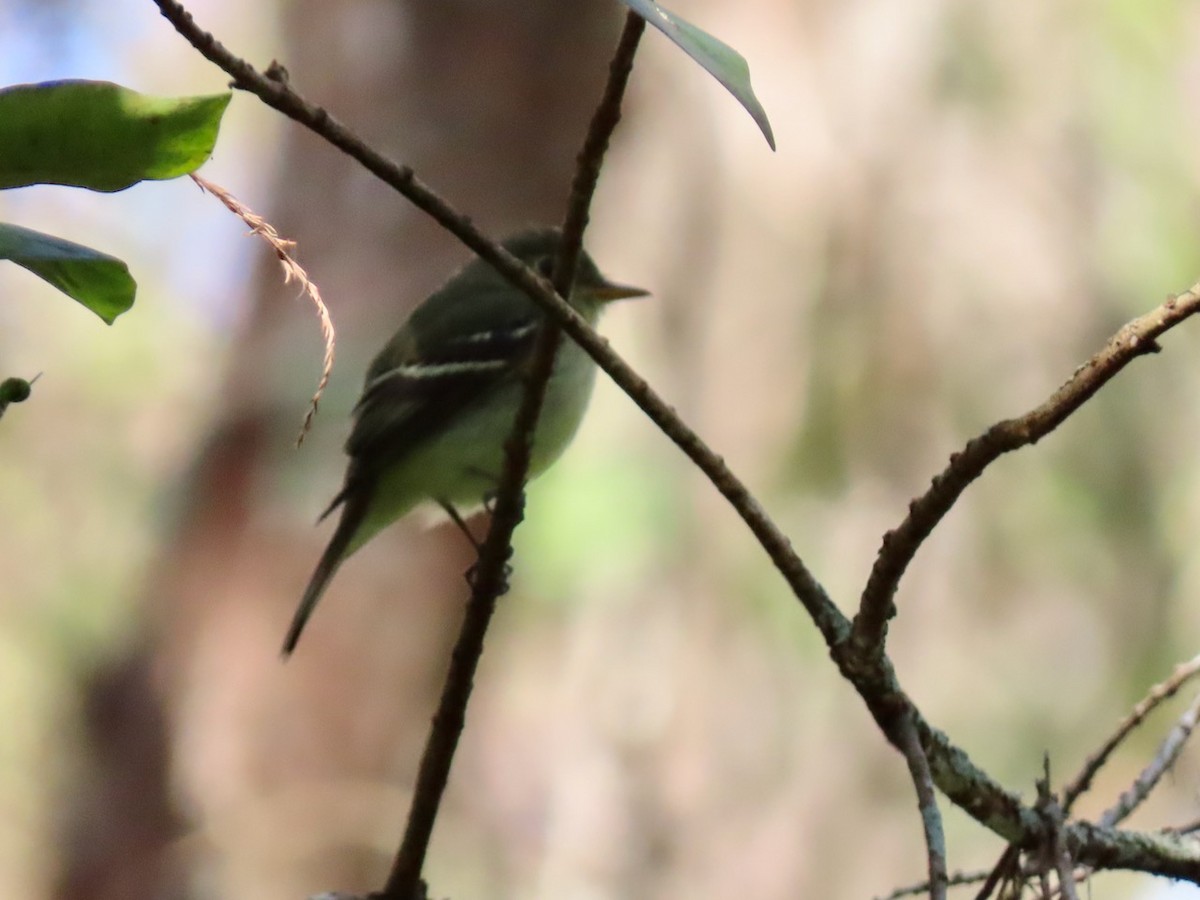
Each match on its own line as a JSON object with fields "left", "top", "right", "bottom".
{"left": 55, "top": 2, "right": 621, "bottom": 897}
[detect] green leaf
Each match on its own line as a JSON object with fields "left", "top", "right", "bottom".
{"left": 0, "top": 375, "right": 35, "bottom": 420}
{"left": 0, "top": 223, "right": 135, "bottom": 323}
{"left": 0, "top": 80, "right": 231, "bottom": 192}
{"left": 0, "top": 377, "right": 32, "bottom": 404}
{"left": 618, "top": 0, "right": 775, "bottom": 150}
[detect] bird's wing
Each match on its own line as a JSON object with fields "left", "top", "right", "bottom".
{"left": 346, "top": 358, "right": 512, "bottom": 461}
{"left": 317, "top": 309, "right": 540, "bottom": 516}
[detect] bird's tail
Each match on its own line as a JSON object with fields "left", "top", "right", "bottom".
{"left": 282, "top": 493, "right": 368, "bottom": 657}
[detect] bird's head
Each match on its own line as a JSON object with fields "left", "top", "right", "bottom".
{"left": 502, "top": 227, "right": 649, "bottom": 319}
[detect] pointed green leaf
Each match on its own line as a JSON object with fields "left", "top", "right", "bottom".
{"left": 0, "top": 80, "right": 231, "bottom": 192}
{"left": 0, "top": 223, "right": 135, "bottom": 323}
{"left": 619, "top": 0, "right": 775, "bottom": 150}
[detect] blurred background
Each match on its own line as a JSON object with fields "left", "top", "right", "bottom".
{"left": 3, "top": 0, "right": 1200, "bottom": 897}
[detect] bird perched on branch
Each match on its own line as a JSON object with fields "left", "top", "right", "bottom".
{"left": 283, "top": 227, "right": 647, "bottom": 655}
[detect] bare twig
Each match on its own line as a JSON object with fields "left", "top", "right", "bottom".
{"left": 878, "top": 868, "right": 992, "bottom": 900}
{"left": 971, "top": 768, "right": 1080, "bottom": 900}
{"left": 1100, "top": 689, "right": 1200, "bottom": 829}
{"left": 1052, "top": 836, "right": 1080, "bottom": 900}
{"left": 1063, "top": 652, "right": 1200, "bottom": 812}
{"left": 854, "top": 287, "right": 1200, "bottom": 655}
{"left": 974, "top": 845, "right": 1020, "bottom": 900}
{"left": 1036, "top": 760, "right": 1080, "bottom": 900}
{"left": 189, "top": 173, "right": 334, "bottom": 444}
{"left": 1063, "top": 818, "right": 1199, "bottom": 880}
{"left": 380, "top": 14, "right": 645, "bottom": 899}
{"left": 896, "top": 711, "right": 949, "bottom": 900}
{"left": 1163, "top": 817, "right": 1200, "bottom": 837}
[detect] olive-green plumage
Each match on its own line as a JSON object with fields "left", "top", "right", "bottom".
{"left": 283, "top": 228, "right": 646, "bottom": 654}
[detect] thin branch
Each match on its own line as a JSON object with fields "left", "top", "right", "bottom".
{"left": 1036, "top": 760, "right": 1080, "bottom": 900}
{"left": 970, "top": 769, "right": 1082, "bottom": 900}
{"left": 1162, "top": 817, "right": 1200, "bottom": 837}
{"left": 896, "top": 710, "right": 949, "bottom": 900}
{"left": 1067, "top": 818, "right": 1200, "bottom": 880}
{"left": 152, "top": 0, "right": 846, "bottom": 648}
{"left": 1099, "top": 688, "right": 1200, "bottom": 829}
{"left": 878, "top": 868, "right": 991, "bottom": 900}
{"left": 853, "top": 287, "right": 1200, "bottom": 655}
{"left": 844, "top": 656, "right": 1200, "bottom": 883}
{"left": 551, "top": 10, "right": 645, "bottom": 301}
{"left": 830, "top": 646, "right": 1041, "bottom": 844}
{"left": 1156, "top": 820, "right": 1200, "bottom": 844}
{"left": 380, "top": 14, "right": 645, "bottom": 899}
{"left": 1063, "top": 652, "right": 1200, "bottom": 812}
{"left": 1052, "top": 838, "right": 1080, "bottom": 900}
{"left": 885, "top": 823, "right": 1193, "bottom": 900}
{"left": 974, "top": 845, "right": 1021, "bottom": 900}
{"left": 189, "top": 174, "right": 334, "bottom": 444}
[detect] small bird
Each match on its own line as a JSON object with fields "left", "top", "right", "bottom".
{"left": 283, "top": 227, "right": 647, "bottom": 654}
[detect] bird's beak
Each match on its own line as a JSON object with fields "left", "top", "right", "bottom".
{"left": 591, "top": 279, "right": 650, "bottom": 303}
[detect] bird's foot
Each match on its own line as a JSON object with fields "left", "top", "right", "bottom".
{"left": 482, "top": 486, "right": 526, "bottom": 524}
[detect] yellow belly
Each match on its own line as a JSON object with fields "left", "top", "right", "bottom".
{"left": 347, "top": 342, "right": 597, "bottom": 555}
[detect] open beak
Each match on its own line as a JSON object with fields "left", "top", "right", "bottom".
{"left": 592, "top": 279, "right": 650, "bottom": 303}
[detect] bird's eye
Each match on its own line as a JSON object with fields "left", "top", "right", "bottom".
{"left": 534, "top": 256, "right": 554, "bottom": 278}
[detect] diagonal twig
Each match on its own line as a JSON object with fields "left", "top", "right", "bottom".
{"left": 1063, "top": 652, "right": 1200, "bottom": 813}
{"left": 1163, "top": 817, "right": 1200, "bottom": 837}
{"left": 853, "top": 287, "right": 1200, "bottom": 655}
{"left": 1100, "top": 688, "right": 1200, "bottom": 829}
{"left": 877, "top": 868, "right": 991, "bottom": 900}
{"left": 974, "top": 845, "right": 1020, "bottom": 900}
{"left": 896, "top": 710, "right": 949, "bottom": 900}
